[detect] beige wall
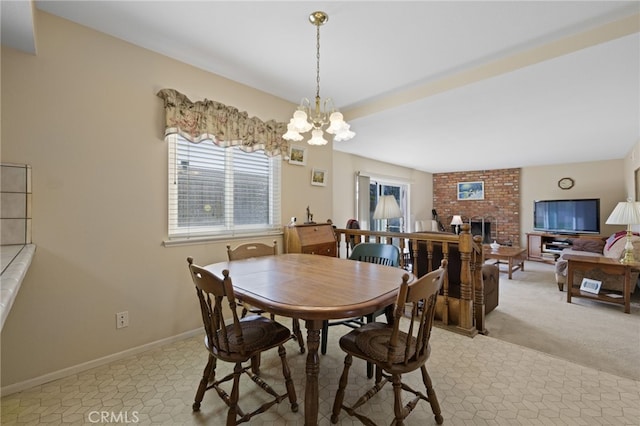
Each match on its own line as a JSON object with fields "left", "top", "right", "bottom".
{"left": 0, "top": 10, "right": 631, "bottom": 391}
{"left": 521, "top": 159, "right": 626, "bottom": 246}
{"left": 0, "top": 11, "right": 331, "bottom": 388}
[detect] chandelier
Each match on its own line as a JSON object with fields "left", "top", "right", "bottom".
{"left": 283, "top": 11, "right": 355, "bottom": 145}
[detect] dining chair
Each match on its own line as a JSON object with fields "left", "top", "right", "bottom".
{"left": 186, "top": 257, "right": 298, "bottom": 425}
{"left": 330, "top": 260, "right": 447, "bottom": 425}
{"left": 321, "top": 243, "right": 401, "bottom": 375}
{"left": 227, "top": 241, "right": 305, "bottom": 354}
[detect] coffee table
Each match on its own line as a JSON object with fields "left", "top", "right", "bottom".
{"left": 484, "top": 245, "right": 526, "bottom": 279}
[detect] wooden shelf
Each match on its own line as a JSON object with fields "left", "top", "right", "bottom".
{"left": 526, "top": 232, "right": 604, "bottom": 264}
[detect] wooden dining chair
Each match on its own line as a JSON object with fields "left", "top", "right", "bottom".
{"left": 186, "top": 257, "right": 298, "bottom": 425}
{"left": 227, "top": 241, "right": 305, "bottom": 354}
{"left": 321, "top": 242, "right": 401, "bottom": 357}
{"left": 330, "top": 260, "right": 447, "bottom": 426}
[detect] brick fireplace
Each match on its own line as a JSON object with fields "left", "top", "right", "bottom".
{"left": 433, "top": 168, "right": 520, "bottom": 246}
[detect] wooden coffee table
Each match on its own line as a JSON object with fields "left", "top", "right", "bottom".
{"left": 484, "top": 245, "right": 526, "bottom": 279}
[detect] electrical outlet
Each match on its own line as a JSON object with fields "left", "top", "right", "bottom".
{"left": 116, "top": 311, "right": 129, "bottom": 329}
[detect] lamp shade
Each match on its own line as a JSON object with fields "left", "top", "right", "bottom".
{"left": 373, "top": 195, "right": 402, "bottom": 220}
{"left": 450, "top": 215, "right": 463, "bottom": 226}
{"left": 605, "top": 200, "right": 640, "bottom": 225}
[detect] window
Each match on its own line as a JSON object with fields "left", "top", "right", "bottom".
{"left": 168, "top": 135, "right": 281, "bottom": 238}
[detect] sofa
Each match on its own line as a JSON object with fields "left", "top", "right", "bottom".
{"left": 555, "top": 232, "right": 640, "bottom": 292}
{"left": 412, "top": 234, "right": 500, "bottom": 314}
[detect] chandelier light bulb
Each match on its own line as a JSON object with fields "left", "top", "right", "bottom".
{"left": 334, "top": 126, "right": 355, "bottom": 142}
{"left": 308, "top": 129, "right": 328, "bottom": 146}
{"left": 283, "top": 122, "right": 304, "bottom": 141}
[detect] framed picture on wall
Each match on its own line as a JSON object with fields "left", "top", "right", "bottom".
{"left": 311, "top": 168, "right": 327, "bottom": 186}
{"left": 457, "top": 181, "right": 484, "bottom": 200}
{"left": 288, "top": 145, "right": 307, "bottom": 166}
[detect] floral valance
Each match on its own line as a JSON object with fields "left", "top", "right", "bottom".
{"left": 157, "top": 88, "right": 289, "bottom": 157}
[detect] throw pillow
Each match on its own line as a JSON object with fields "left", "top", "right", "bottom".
{"left": 570, "top": 238, "right": 605, "bottom": 254}
{"left": 605, "top": 235, "right": 640, "bottom": 259}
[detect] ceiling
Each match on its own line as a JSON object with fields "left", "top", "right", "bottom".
{"left": 3, "top": 1, "right": 639, "bottom": 173}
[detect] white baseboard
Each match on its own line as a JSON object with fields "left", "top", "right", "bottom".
{"left": 1, "top": 328, "right": 202, "bottom": 396}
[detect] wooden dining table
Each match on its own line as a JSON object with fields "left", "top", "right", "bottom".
{"left": 204, "top": 253, "right": 413, "bottom": 425}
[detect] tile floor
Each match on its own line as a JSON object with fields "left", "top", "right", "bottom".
{"left": 2, "top": 323, "right": 639, "bottom": 425}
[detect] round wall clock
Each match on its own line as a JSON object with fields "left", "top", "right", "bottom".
{"left": 558, "top": 177, "right": 574, "bottom": 190}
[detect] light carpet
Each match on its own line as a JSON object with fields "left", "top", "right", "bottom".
{"left": 484, "top": 260, "right": 640, "bottom": 381}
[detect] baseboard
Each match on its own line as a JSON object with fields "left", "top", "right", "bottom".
{"left": 1, "top": 328, "right": 202, "bottom": 396}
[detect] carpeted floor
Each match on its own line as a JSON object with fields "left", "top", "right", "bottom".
{"left": 484, "top": 260, "right": 640, "bottom": 381}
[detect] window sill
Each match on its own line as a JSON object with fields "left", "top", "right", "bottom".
{"left": 163, "top": 230, "right": 283, "bottom": 247}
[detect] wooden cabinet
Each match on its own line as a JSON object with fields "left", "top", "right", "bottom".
{"left": 283, "top": 223, "right": 337, "bottom": 257}
{"left": 527, "top": 232, "right": 604, "bottom": 263}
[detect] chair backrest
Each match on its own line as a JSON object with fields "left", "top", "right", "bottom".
{"left": 349, "top": 242, "right": 400, "bottom": 267}
{"left": 186, "top": 257, "right": 247, "bottom": 358}
{"left": 388, "top": 260, "right": 446, "bottom": 367}
{"left": 346, "top": 219, "right": 360, "bottom": 249}
{"left": 227, "top": 240, "right": 277, "bottom": 261}
{"left": 346, "top": 219, "right": 360, "bottom": 230}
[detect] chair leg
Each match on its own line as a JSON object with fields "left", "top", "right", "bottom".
{"left": 278, "top": 345, "right": 299, "bottom": 412}
{"left": 321, "top": 320, "right": 329, "bottom": 355}
{"left": 192, "top": 354, "right": 216, "bottom": 412}
{"left": 421, "top": 365, "right": 443, "bottom": 425}
{"left": 365, "top": 313, "right": 375, "bottom": 379}
{"left": 250, "top": 354, "right": 261, "bottom": 374}
{"left": 292, "top": 318, "right": 305, "bottom": 354}
{"left": 330, "top": 354, "right": 353, "bottom": 424}
{"left": 226, "top": 363, "right": 242, "bottom": 426}
{"left": 392, "top": 374, "right": 405, "bottom": 425}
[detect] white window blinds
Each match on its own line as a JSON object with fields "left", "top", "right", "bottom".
{"left": 168, "top": 135, "right": 281, "bottom": 238}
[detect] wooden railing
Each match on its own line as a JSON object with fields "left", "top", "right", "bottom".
{"left": 333, "top": 223, "right": 487, "bottom": 336}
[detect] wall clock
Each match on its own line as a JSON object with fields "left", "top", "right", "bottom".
{"left": 558, "top": 177, "right": 574, "bottom": 190}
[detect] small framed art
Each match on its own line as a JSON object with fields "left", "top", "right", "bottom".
{"left": 311, "top": 168, "right": 327, "bottom": 186}
{"left": 457, "top": 181, "right": 484, "bottom": 200}
{"left": 288, "top": 145, "right": 307, "bottom": 166}
{"left": 579, "top": 278, "right": 601, "bottom": 294}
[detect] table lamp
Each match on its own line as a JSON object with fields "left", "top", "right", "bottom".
{"left": 451, "top": 215, "right": 463, "bottom": 235}
{"left": 605, "top": 199, "right": 640, "bottom": 264}
{"left": 373, "top": 195, "right": 402, "bottom": 231}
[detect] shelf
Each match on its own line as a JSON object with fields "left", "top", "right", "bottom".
{"left": 542, "top": 248, "right": 563, "bottom": 254}
{"left": 527, "top": 232, "right": 604, "bottom": 265}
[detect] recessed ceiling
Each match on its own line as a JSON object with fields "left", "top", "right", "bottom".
{"left": 4, "top": 1, "right": 639, "bottom": 172}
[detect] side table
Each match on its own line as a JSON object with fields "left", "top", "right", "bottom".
{"left": 564, "top": 254, "right": 638, "bottom": 314}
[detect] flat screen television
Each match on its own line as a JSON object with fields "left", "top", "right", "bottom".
{"left": 534, "top": 198, "right": 600, "bottom": 235}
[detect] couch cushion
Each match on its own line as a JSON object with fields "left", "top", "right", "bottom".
{"left": 570, "top": 238, "right": 605, "bottom": 254}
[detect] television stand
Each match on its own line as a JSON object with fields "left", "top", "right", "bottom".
{"left": 526, "top": 232, "right": 604, "bottom": 264}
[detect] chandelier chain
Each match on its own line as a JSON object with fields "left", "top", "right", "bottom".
{"left": 315, "top": 22, "right": 321, "bottom": 100}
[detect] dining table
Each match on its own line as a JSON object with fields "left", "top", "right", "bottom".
{"left": 204, "top": 252, "right": 413, "bottom": 425}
